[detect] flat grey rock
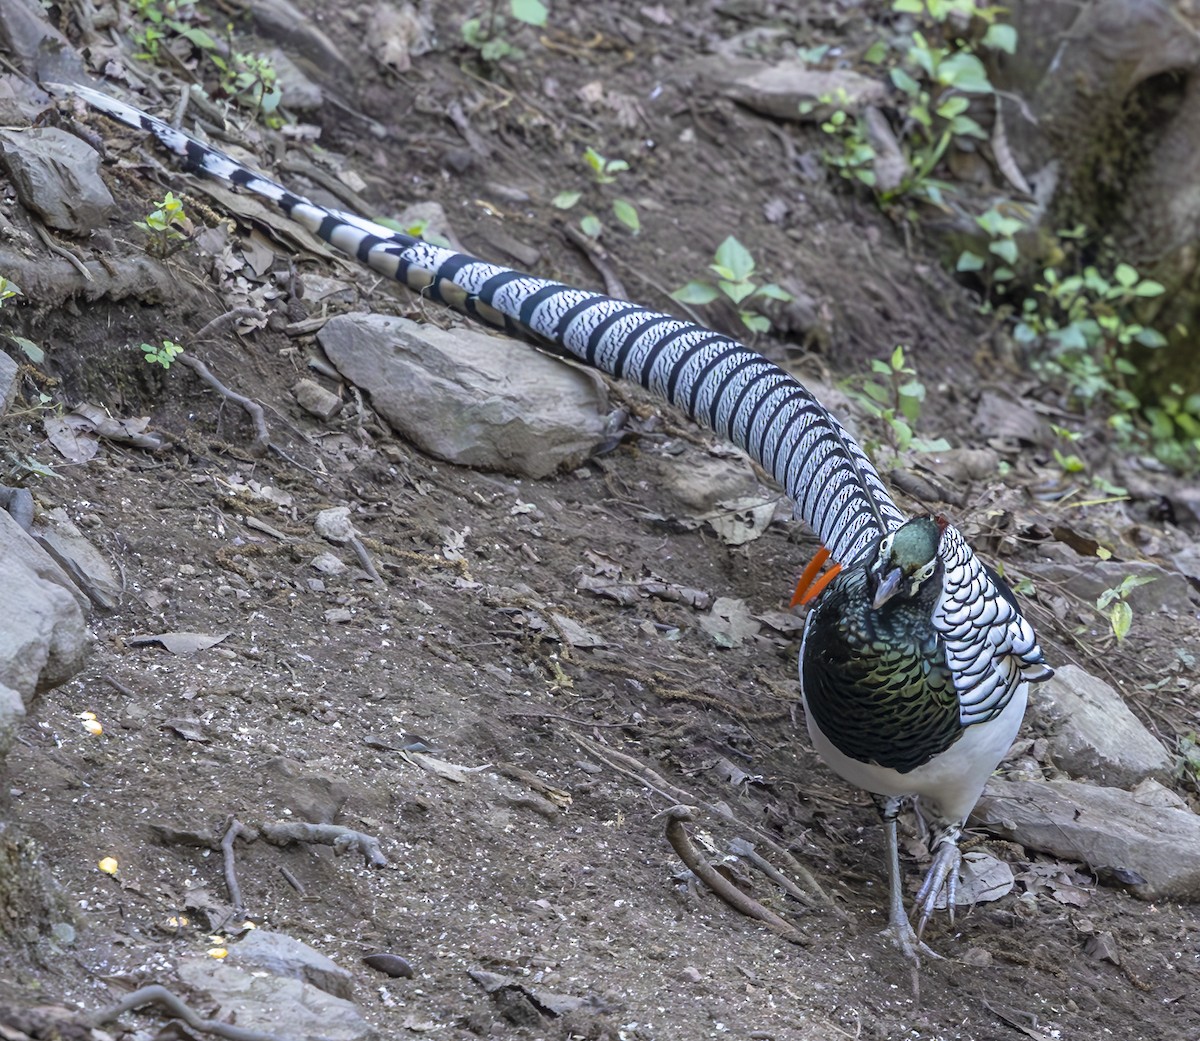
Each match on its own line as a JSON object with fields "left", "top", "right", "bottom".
{"left": 30, "top": 506, "right": 121, "bottom": 611}
{"left": 651, "top": 449, "right": 761, "bottom": 513}
{"left": 686, "top": 58, "right": 886, "bottom": 122}
{"left": 177, "top": 957, "right": 374, "bottom": 1041}
{"left": 227, "top": 929, "right": 354, "bottom": 1000}
{"left": 1026, "top": 558, "right": 1198, "bottom": 620}
{"left": 293, "top": 377, "right": 342, "bottom": 420}
{"left": 1029, "top": 663, "right": 1172, "bottom": 786}
{"left": 975, "top": 778, "right": 1200, "bottom": 901}
{"left": 0, "top": 126, "right": 114, "bottom": 233}
{"left": 319, "top": 314, "right": 611, "bottom": 478}
{"left": 268, "top": 48, "right": 323, "bottom": 112}
{"left": 0, "top": 350, "right": 18, "bottom": 417}
{"left": 0, "top": 510, "right": 89, "bottom": 757}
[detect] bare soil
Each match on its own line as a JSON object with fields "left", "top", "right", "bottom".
{"left": 3, "top": 2, "right": 1199, "bottom": 1040}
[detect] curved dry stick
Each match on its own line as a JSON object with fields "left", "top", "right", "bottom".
{"left": 260, "top": 821, "right": 388, "bottom": 869}
{"left": 578, "top": 735, "right": 834, "bottom": 909}
{"left": 88, "top": 984, "right": 288, "bottom": 1041}
{"left": 346, "top": 533, "right": 383, "bottom": 584}
{"left": 663, "top": 806, "right": 808, "bottom": 946}
{"left": 221, "top": 817, "right": 252, "bottom": 917}
{"left": 728, "top": 836, "right": 844, "bottom": 918}
{"left": 193, "top": 307, "right": 267, "bottom": 343}
{"left": 177, "top": 354, "right": 270, "bottom": 456}
{"left": 563, "top": 224, "right": 626, "bottom": 299}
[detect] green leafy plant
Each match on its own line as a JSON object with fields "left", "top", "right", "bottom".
{"left": 1178, "top": 732, "right": 1200, "bottom": 791}
{"left": 140, "top": 339, "right": 184, "bottom": 369}
{"left": 5, "top": 450, "right": 62, "bottom": 481}
{"left": 809, "top": 0, "right": 1014, "bottom": 206}
{"left": 135, "top": 192, "right": 191, "bottom": 257}
{"left": 1017, "top": 262, "right": 1167, "bottom": 368}
{"left": 1011, "top": 261, "right": 1199, "bottom": 466}
{"left": 210, "top": 50, "right": 281, "bottom": 120}
{"left": 1049, "top": 423, "right": 1086, "bottom": 476}
{"left": 670, "top": 236, "right": 792, "bottom": 334}
{"left": 956, "top": 205, "right": 1027, "bottom": 287}
{"left": 130, "top": 0, "right": 196, "bottom": 60}
{"left": 0, "top": 276, "right": 20, "bottom": 306}
{"left": 461, "top": 0, "right": 548, "bottom": 63}
{"left": 128, "top": 1, "right": 282, "bottom": 123}
{"left": 552, "top": 145, "right": 640, "bottom": 237}
{"left": 582, "top": 146, "right": 627, "bottom": 185}
{"left": 842, "top": 345, "right": 952, "bottom": 461}
{"left": 1095, "top": 572, "right": 1157, "bottom": 641}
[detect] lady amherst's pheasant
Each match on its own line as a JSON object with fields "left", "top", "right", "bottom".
{"left": 50, "top": 81, "right": 1052, "bottom": 958}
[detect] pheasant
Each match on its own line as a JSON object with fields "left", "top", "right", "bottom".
{"left": 797, "top": 516, "right": 1051, "bottom": 958}
{"left": 49, "top": 81, "right": 1052, "bottom": 957}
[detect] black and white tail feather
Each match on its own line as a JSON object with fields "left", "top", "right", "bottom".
{"left": 51, "top": 80, "right": 902, "bottom": 566}
{"left": 50, "top": 81, "right": 1048, "bottom": 713}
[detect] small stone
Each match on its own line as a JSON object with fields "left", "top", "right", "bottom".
{"left": 268, "top": 49, "right": 324, "bottom": 112}
{"left": 0, "top": 127, "right": 115, "bottom": 233}
{"left": 293, "top": 378, "right": 342, "bottom": 421}
{"left": 960, "top": 947, "right": 992, "bottom": 967}
{"left": 50, "top": 922, "right": 76, "bottom": 945}
{"left": 693, "top": 58, "right": 886, "bottom": 122}
{"left": 31, "top": 506, "right": 122, "bottom": 611}
{"left": 314, "top": 506, "right": 355, "bottom": 543}
{"left": 177, "top": 957, "right": 373, "bottom": 1041}
{"left": 324, "top": 608, "right": 353, "bottom": 624}
{"left": 975, "top": 778, "right": 1200, "bottom": 901}
{"left": 362, "top": 952, "right": 414, "bottom": 979}
{"left": 1084, "top": 931, "right": 1121, "bottom": 965}
{"left": 318, "top": 314, "right": 610, "bottom": 479}
{"left": 0, "top": 352, "right": 19, "bottom": 417}
{"left": 1029, "top": 664, "right": 1172, "bottom": 786}
{"left": 679, "top": 966, "right": 703, "bottom": 983}
{"left": 0, "top": 511, "right": 89, "bottom": 757}
{"left": 311, "top": 553, "right": 346, "bottom": 575}
{"left": 228, "top": 929, "right": 354, "bottom": 999}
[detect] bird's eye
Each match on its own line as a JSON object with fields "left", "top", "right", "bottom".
{"left": 878, "top": 534, "right": 894, "bottom": 559}
{"left": 914, "top": 561, "right": 936, "bottom": 582}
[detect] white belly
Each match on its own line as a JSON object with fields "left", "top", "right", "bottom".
{"left": 802, "top": 682, "right": 1028, "bottom": 824}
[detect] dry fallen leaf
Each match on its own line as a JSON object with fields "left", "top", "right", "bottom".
{"left": 698, "top": 597, "right": 761, "bottom": 648}
{"left": 703, "top": 495, "right": 776, "bottom": 547}
{"left": 44, "top": 414, "right": 99, "bottom": 464}
{"left": 935, "top": 850, "right": 1014, "bottom": 909}
{"left": 127, "top": 631, "right": 231, "bottom": 654}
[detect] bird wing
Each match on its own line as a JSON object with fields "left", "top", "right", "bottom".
{"left": 934, "top": 524, "right": 1053, "bottom": 726}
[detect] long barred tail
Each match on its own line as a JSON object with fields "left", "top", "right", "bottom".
{"left": 51, "top": 81, "right": 906, "bottom": 565}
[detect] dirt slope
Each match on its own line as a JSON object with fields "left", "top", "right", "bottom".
{"left": 2, "top": 2, "right": 1198, "bottom": 1040}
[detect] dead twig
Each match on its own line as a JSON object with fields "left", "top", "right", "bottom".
{"left": 260, "top": 821, "right": 388, "bottom": 869}
{"left": 279, "top": 865, "right": 307, "bottom": 896}
{"left": 193, "top": 307, "right": 268, "bottom": 343}
{"left": 34, "top": 224, "right": 92, "bottom": 281}
{"left": 101, "top": 674, "right": 137, "bottom": 698}
{"left": 178, "top": 354, "right": 270, "bottom": 456}
{"left": 577, "top": 735, "right": 835, "bottom": 909}
{"left": 221, "top": 817, "right": 252, "bottom": 917}
{"left": 728, "top": 836, "right": 837, "bottom": 916}
{"left": 88, "top": 984, "right": 288, "bottom": 1041}
{"left": 563, "top": 224, "right": 626, "bottom": 298}
{"left": 663, "top": 806, "right": 808, "bottom": 945}
{"left": 346, "top": 532, "right": 383, "bottom": 583}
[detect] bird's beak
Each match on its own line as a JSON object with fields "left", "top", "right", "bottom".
{"left": 871, "top": 566, "right": 903, "bottom": 609}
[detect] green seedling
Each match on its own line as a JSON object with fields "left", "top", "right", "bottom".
{"left": 671, "top": 236, "right": 792, "bottom": 334}
{"left": 141, "top": 339, "right": 184, "bottom": 369}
